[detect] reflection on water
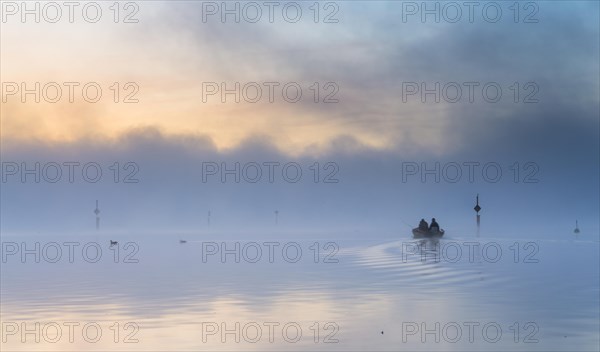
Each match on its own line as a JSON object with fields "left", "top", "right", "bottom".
{"left": 1, "top": 233, "right": 599, "bottom": 351}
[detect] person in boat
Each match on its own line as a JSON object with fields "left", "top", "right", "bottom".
{"left": 429, "top": 218, "right": 440, "bottom": 231}
{"left": 418, "top": 219, "right": 428, "bottom": 230}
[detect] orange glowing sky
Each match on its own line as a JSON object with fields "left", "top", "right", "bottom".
{"left": 1, "top": 1, "right": 598, "bottom": 157}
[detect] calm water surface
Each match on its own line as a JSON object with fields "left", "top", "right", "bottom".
{"left": 1, "top": 232, "right": 598, "bottom": 351}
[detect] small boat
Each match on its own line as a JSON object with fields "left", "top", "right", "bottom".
{"left": 412, "top": 228, "right": 445, "bottom": 238}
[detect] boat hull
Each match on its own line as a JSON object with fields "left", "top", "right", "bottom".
{"left": 412, "top": 228, "right": 445, "bottom": 238}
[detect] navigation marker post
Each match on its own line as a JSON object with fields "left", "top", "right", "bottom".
{"left": 474, "top": 194, "right": 481, "bottom": 237}
{"left": 94, "top": 200, "right": 100, "bottom": 231}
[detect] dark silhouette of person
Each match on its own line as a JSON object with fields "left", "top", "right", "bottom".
{"left": 429, "top": 218, "right": 440, "bottom": 231}
{"left": 419, "top": 218, "right": 428, "bottom": 230}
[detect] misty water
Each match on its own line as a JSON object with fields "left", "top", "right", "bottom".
{"left": 2, "top": 0, "right": 599, "bottom": 351}
{"left": 1, "top": 231, "right": 598, "bottom": 351}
